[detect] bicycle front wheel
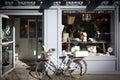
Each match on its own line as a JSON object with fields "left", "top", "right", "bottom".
{"left": 36, "top": 61, "right": 44, "bottom": 79}
{"left": 36, "top": 60, "right": 56, "bottom": 80}
{"left": 45, "top": 60, "right": 56, "bottom": 78}
{"left": 69, "top": 59, "right": 87, "bottom": 79}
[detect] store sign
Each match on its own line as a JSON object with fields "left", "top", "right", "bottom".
{"left": 5, "top": 1, "right": 39, "bottom": 6}
{"left": 2, "top": 0, "right": 86, "bottom": 6}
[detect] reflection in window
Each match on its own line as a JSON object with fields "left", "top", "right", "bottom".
{"left": 29, "top": 21, "right": 36, "bottom": 38}
{"left": 2, "top": 18, "right": 13, "bottom": 41}
{"left": 28, "top": 20, "right": 42, "bottom": 38}
{"left": 20, "top": 19, "right": 28, "bottom": 38}
{"left": 20, "top": 17, "right": 42, "bottom": 38}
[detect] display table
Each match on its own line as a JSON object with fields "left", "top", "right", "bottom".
{"left": 62, "top": 40, "right": 106, "bottom": 53}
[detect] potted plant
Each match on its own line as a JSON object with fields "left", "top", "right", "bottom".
{"left": 2, "top": 46, "right": 10, "bottom": 73}
{"left": 2, "top": 52, "right": 9, "bottom": 66}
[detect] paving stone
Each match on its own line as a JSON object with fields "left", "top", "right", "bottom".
{"left": 1, "top": 60, "right": 120, "bottom": 80}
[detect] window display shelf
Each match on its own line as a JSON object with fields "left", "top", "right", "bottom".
{"left": 62, "top": 10, "right": 114, "bottom": 56}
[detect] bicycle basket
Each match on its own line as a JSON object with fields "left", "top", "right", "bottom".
{"left": 42, "top": 52, "right": 52, "bottom": 60}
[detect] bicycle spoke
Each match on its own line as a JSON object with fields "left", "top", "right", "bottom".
{"left": 68, "top": 59, "right": 87, "bottom": 79}
{"left": 36, "top": 62, "right": 44, "bottom": 79}
{"left": 36, "top": 61, "right": 56, "bottom": 80}
{"left": 45, "top": 61, "right": 56, "bottom": 79}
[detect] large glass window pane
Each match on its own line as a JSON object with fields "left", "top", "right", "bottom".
{"left": 28, "top": 19, "right": 42, "bottom": 38}
{"left": 62, "top": 10, "right": 115, "bottom": 56}
{"left": 20, "top": 18, "right": 28, "bottom": 38}
{"left": 2, "top": 18, "right": 13, "bottom": 42}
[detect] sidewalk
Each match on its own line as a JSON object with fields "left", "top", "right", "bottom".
{"left": 1, "top": 60, "right": 120, "bottom": 80}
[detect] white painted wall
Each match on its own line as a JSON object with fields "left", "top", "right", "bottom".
{"left": 44, "top": 9, "right": 58, "bottom": 59}
{"left": 85, "top": 56, "right": 117, "bottom": 74}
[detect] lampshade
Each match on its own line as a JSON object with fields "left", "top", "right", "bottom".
{"left": 67, "top": 16, "right": 75, "bottom": 25}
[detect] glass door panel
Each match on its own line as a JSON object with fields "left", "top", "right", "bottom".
{"left": 0, "top": 14, "right": 15, "bottom": 75}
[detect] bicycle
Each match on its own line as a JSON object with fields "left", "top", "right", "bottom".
{"left": 35, "top": 46, "right": 87, "bottom": 80}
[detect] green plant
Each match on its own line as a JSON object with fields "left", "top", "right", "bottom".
{"left": 2, "top": 46, "right": 9, "bottom": 66}
{"left": 80, "top": 48, "right": 87, "bottom": 51}
{"left": 39, "top": 50, "right": 45, "bottom": 55}
{"left": 2, "top": 37, "right": 9, "bottom": 42}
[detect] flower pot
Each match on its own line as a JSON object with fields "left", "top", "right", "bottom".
{"left": 2, "top": 64, "right": 9, "bottom": 73}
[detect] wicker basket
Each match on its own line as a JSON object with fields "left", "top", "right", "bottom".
{"left": 41, "top": 52, "right": 52, "bottom": 60}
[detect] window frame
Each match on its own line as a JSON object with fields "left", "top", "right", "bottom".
{"left": 61, "top": 6, "right": 118, "bottom": 57}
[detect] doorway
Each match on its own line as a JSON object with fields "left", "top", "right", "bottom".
{"left": 13, "top": 16, "right": 43, "bottom": 60}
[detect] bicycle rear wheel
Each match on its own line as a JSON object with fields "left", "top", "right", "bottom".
{"left": 45, "top": 60, "right": 57, "bottom": 79}
{"left": 69, "top": 59, "right": 87, "bottom": 79}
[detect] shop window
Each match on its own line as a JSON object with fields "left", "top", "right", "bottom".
{"left": 62, "top": 10, "right": 115, "bottom": 56}
{"left": 20, "top": 17, "right": 42, "bottom": 38}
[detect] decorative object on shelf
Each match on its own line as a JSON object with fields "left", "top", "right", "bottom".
{"left": 106, "top": 47, "right": 113, "bottom": 56}
{"left": 80, "top": 32, "right": 87, "bottom": 42}
{"left": 62, "top": 25, "right": 65, "bottom": 32}
{"left": 88, "top": 38, "right": 96, "bottom": 42}
{"left": 67, "top": 16, "right": 75, "bottom": 25}
{"left": 82, "top": 13, "right": 91, "bottom": 21}
{"left": 96, "top": 31, "right": 100, "bottom": 39}
{"left": 80, "top": 32, "right": 84, "bottom": 42}
{"left": 107, "top": 47, "right": 113, "bottom": 53}
{"left": 62, "top": 33, "right": 69, "bottom": 43}
{"left": 87, "top": 46, "right": 97, "bottom": 55}
{"left": 2, "top": 26, "right": 11, "bottom": 41}
{"left": 71, "top": 46, "right": 80, "bottom": 52}
{"left": 71, "top": 46, "right": 89, "bottom": 57}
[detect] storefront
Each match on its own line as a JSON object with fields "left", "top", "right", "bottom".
{"left": 0, "top": 0, "right": 120, "bottom": 75}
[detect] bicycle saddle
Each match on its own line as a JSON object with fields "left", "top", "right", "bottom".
{"left": 59, "top": 56, "right": 66, "bottom": 62}
{"left": 59, "top": 56, "right": 66, "bottom": 59}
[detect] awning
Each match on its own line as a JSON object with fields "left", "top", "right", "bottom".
{"left": 0, "top": 0, "right": 120, "bottom": 10}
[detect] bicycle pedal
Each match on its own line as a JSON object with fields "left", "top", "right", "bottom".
{"left": 56, "top": 71, "right": 64, "bottom": 76}
{"left": 56, "top": 72, "right": 62, "bottom": 76}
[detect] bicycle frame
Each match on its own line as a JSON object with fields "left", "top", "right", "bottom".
{"left": 39, "top": 46, "right": 87, "bottom": 78}
{"left": 42, "top": 46, "right": 68, "bottom": 70}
